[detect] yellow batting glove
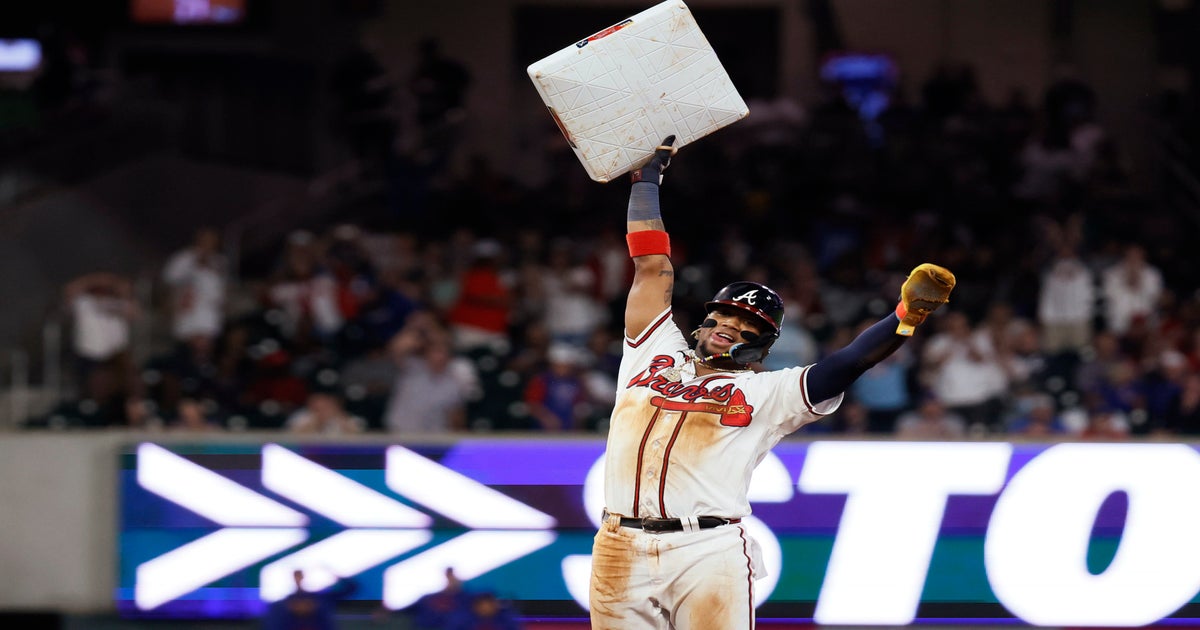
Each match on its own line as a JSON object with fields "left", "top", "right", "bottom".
{"left": 895, "top": 263, "right": 956, "bottom": 336}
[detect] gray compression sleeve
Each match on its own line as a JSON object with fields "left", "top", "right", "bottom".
{"left": 627, "top": 182, "right": 662, "bottom": 222}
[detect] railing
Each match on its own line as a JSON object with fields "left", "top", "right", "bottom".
{"left": 1, "top": 320, "right": 64, "bottom": 429}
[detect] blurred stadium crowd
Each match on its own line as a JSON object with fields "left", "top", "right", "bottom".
{"left": 19, "top": 46, "right": 1200, "bottom": 442}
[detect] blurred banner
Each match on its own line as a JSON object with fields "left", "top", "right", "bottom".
{"left": 117, "top": 439, "right": 1200, "bottom": 625}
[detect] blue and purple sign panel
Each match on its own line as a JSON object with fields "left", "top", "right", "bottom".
{"left": 117, "top": 440, "right": 1200, "bottom": 625}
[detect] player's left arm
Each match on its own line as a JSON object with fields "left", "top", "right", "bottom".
{"left": 625, "top": 136, "right": 678, "bottom": 339}
{"left": 806, "top": 264, "right": 955, "bottom": 403}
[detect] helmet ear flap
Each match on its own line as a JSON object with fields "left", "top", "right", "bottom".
{"left": 729, "top": 331, "right": 779, "bottom": 365}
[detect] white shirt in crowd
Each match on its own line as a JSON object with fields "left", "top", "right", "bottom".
{"left": 1037, "top": 254, "right": 1095, "bottom": 325}
{"left": 71, "top": 293, "right": 131, "bottom": 361}
{"left": 162, "top": 248, "right": 227, "bottom": 341}
{"left": 1101, "top": 250, "right": 1163, "bottom": 334}
{"left": 922, "top": 324, "right": 1008, "bottom": 408}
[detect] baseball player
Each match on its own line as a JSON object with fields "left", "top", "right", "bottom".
{"left": 589, "top": 136, "right": 956, "bottom": 629}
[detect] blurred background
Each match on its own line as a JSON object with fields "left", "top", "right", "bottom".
{"left": 4, "top": 0, "right": 1200, "bottom": 628}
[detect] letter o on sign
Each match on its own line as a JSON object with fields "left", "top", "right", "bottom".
{"left": 985, "top": 444, "right": 1200, "bottom": 626}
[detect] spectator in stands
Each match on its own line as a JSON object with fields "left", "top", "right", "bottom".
{"left": 1074, "top": 329, "right": 1124, "bottom": 396}
{"left": 323, "top": 224, "right": 379, "bottom": 331}
{"left": 338, "top": 342, "right": 402, "bottom": 430}
{"left": 1006, "top": 393, "right": 1066, "bottom": 436}
{"left": 285, "top": 390, "right": 366, "bottom": 435}
{"left": 1037, "top": 241, "right": 1096, "bottom": 355}
{"left": 383, "top": 312, "right": 478, "bottom": 433}
{"left": 895, "top": 395, "right": 968, "bottom": 440}
{"left": 1101, "top": 243, "right": 1163, "bottom": 336}
{"left": 523, "top": 343, "right": 590, "bottom": 431}
{"left": 447, "top": 239, "right": 512, "bottom": 353}
{"left": 587, "top": 227, "right": 635, "bottom": 329}
{"left": 1093, "top": 358, "right": 1148, "bottom": 429}
{"left": 166, "top": 397, "right": 224, "bottom": 432}
{"left": 154, "top": 331, "right": 222, "bottom": 418}
{"left": 410, "top": 567, "right": 474, "bottom": 630}
{"left": 996, "top": 318, "right": 1048, "bottom": 396}
{"left": 123, "top": 396, "right": 164, "bottom": 432}
{"left": 1139, "top": 349, "right": 1189, "bottom": 433}
{"left": 63, "top": 271, "right": 141, "bottom": 426}
{"left": 1079, "top": 404, "right": 1131, "bottom": 440}
{"left": 582, "top": 327, "right": 622, "bottom": 381}
{"left": 920, "top": 310, "right": 1009, "bottom": 432}
{"left": 540, "top": 239, "right": 605, "bottom": 348}
{"left": 505, "top": 319, "right": 553, "bottom": 381}
{"left": 848, "top": 317, "right": 915, "bottom": 433}
{"left": 161, "top": 226, "right": 227, "bottom": 350}
{"left": 1165, "top": 372, "right": 1200, "bottom": 435}
{"left": 266, "top": 230, "right": 344, "bottom": 347}
{"left": 343, "top": 267, "right": 424, "bottom": 356}
{"left": 577, "top": 330, "right": 620, "bottom": 430}
{"left": 262, "top": 568, "right": 355, "bottom": 630}
{"left": 210, "top": 321, "right": 257, "bottom": 417}
{"left": 243, "top": 346, "right": 311, "bottom": 427}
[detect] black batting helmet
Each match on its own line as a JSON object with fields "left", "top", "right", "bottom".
{"left": 705, "top": 281, "right": 785, "bottom": 334}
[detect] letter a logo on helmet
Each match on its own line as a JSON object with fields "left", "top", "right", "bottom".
{"left": 705, "top": 282, "right": 784, "bottom": 334}
{"left": 732, "top": 290, "right": 759, "bottom": 304}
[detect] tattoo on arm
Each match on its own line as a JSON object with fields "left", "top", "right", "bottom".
{"left": 663, "top": 281, "right": 674, "bottom": 305}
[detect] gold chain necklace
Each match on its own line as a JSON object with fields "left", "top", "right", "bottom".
{"left": 661, "top": 350, "right": 752, "bottom": 382}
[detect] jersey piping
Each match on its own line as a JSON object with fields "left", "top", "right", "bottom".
{"left": 630, "top": 406, "right": 662, "bottom": 517}
{"left": 626, "top": 310, "right": 673, "bottom": 348}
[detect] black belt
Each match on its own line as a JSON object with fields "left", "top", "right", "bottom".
{"left": 614, "top": 514, "right": 741, "bottom": 533}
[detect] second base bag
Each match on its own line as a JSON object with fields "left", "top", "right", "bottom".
{"left": 527, "top": 0, "right": 749, "bottom": 183}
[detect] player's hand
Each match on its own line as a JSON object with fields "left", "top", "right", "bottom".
{"left": 895, "top": 263, "right": 956, "bottom": 336}
{"left": 631, "top": 135, "right": 677, "bottom": 185}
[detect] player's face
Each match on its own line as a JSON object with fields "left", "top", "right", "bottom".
{"left": 697, "top": 305, "right": 766, "bottom": 355}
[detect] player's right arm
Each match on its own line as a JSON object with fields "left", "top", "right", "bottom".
{"left": 625, "top": 136, "right": 677, "bottom": 338}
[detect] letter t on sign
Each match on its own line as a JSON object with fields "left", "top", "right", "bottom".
{"left": 798, "top": 441, "right": 1012, "bottom": 625}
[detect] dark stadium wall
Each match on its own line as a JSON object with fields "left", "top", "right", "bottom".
{"left": 367, "top": 0, "right": 1156, "bottom": 188}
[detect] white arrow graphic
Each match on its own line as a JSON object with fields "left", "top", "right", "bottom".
{"left": 134, "top": 443, "right": 562, "bottom": 612}
{"left": 134, "top": 443, "right": 311, "bottom": 610}
{"left": 137, "top": 443, "right": 307, "bottom": 526}
{"left": 386, "top": 446, "right": 557, "bottom": 529}
{"left": 136, "top": 528, "right": 307, "bottom": 610}
{"left": 262, "top": 444, "right": 433, "bottom": 527}
{"left": 382, "top": 530, "right": 557, "bottom": 609}
{"left": 260, "top": 529, "right": 433, "bottom": 602}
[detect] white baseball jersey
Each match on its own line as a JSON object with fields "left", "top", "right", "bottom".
{"left": 603, "top": 307, "right": 842, "bottom": 520}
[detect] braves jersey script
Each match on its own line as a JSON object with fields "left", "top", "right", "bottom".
{"left": 603, "top": 308, "right": 842, "bottom": 521}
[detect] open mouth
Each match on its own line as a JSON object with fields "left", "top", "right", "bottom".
{"left": 710, "top": 331, "right": 736, "bottom": 347}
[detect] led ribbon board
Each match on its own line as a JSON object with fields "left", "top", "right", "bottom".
{"left": 117, "top": 440, "right": 1200, "bottom": 625}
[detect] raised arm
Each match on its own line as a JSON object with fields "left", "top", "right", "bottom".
{"left": 625, "top": 136, "right": 678, "bottom": 338}
{"left": 806, "top": 264, "right": 956, "bottom": 403}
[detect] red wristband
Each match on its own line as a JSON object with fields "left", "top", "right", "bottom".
{"left": 626, "top": 230, "right": 671, "bottom": 257}
{"left": 895, "top": 301, "right": 907, "bottom": 320}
